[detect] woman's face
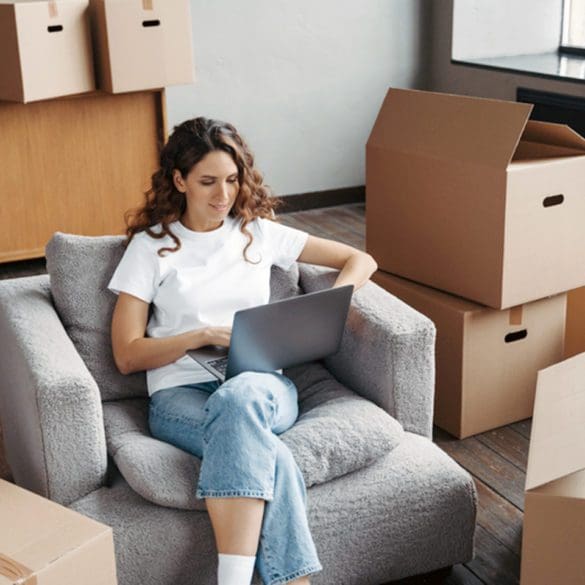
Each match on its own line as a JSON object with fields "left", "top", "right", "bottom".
{"left": 173, "top": 150, "right": 239, "bottom": 231}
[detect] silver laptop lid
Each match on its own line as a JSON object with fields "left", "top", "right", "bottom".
{"left": 224, "top": 284, "right": 353, "bottom": 380}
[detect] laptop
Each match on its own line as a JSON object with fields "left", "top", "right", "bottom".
{"left": 187, "top": 284, "right": 354, "bottom": 382}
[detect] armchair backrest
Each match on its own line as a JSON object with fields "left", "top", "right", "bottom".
{"left": 45, "top": 232, "right": 302, "bottom": 402}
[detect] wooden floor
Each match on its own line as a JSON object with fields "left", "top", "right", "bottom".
{"left": 0, "top": 203, "right": 526, "bottom": 585}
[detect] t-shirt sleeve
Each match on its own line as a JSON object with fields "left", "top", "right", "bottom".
{"left": 258, "top": 218, "right": 309, "bottom": 270}
{"left": 107, "top": 235, "right": 159, "bottom": 303}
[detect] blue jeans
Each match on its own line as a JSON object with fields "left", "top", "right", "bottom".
{"left": 148, "top": 371, "right": 323, "bottom": 585}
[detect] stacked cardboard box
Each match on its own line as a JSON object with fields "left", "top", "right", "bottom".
{"left": 366, "top": 87, "right": 585, "bottom": 438}
{"left": 0, "top": 0, "right": 194, "bottom": 103}
{"left": 89, "top": 0, "right": 194, "bottom": 94}
{"left": 0, "top": 0, "right": 95, "bottom": 102}
{"left": 565, "top": 285, "right": 585, "bottom": 358}
{"left": 372, "top": 271, "right": 566, "bottom": 438}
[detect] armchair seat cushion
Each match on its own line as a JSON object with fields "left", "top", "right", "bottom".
{"left": 103, "top": 362, "right": 404, "bottom": 511}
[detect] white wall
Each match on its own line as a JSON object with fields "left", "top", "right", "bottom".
{"left": 452, "top": 0, "right": 562, "bottom": 60}
{"left": 165, "top": 0, "right": 429, "bottom": 196}
{"left": 430, "top": 0, "right": 585, "bottom": 102}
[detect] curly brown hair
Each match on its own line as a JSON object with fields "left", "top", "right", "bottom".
{"left": 125, "top": 117, "right": 282, "bottom": 260}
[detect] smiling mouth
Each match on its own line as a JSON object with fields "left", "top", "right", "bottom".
{"left": 210, "top": 203, "right": 229, "bottom": 211}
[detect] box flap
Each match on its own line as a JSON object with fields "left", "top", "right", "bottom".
{"left": 521, "top": 120, "right": 585, "bottom": 152}
{"left": 531, "top": 467, "right": 585, "bottom": 500}
{"left": 526, "top": 353, "right": 585, "bottom": 491}
{"left": 367, "top": 88, "right": 533, "bottom": 168}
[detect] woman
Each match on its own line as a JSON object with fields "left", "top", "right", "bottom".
{"left": 108, "top": 117, "right": 377, "bottom": 585}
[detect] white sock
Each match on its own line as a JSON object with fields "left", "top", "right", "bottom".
{"left": 217, "top": 553, "right": 256, "bottom": 585}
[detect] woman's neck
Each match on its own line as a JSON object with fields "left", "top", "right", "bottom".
{"left": 180, "top": 213, "right": 224, "bottom": 233}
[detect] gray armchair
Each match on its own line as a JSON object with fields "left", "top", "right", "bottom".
{"left": 0, "top": 233, "right": 476, "bottom": 585}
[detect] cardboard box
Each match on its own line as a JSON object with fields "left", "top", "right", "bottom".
{"left": 90, "top": 0, "right": 194, "bottom": 93}
{"left": 372, "top": 270, "right": 566, "bottom": 438}
{"left": 520, "top": 353, "right": 585, "bottom": 585}
{"left": 565, "top": 286, "right": 585, "bottom": 359}
{"left": 0, "top": 0, "right": 95, "bottom": 103}
{"left": 366, "top": 88, "right": 585, "bottom": 310}
{"left": 0, "top": 479, "right": 118, "bottom": 584}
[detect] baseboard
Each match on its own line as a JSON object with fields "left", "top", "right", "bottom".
{"left": 278, "top": 186, "right": 365, "bottom": 213}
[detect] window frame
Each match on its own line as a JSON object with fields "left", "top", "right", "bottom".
{"left": 560, "top": 0, "right": 585, "bottom": 56}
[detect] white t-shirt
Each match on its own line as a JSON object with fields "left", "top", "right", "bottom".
{"left": 107, "top": 216, "right": 309, "bottom": 397}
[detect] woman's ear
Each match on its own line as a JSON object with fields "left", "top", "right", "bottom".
{"left": 172, "top": 169, "right": 186, "bottom": 193}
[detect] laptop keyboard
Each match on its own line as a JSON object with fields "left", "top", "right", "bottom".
{"left": 207, "top": 356, "right": 229, "bottom": 375}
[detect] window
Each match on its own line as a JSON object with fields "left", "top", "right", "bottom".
{"left": 561, "top": 0, "right": 585, "bottom": 52}
{"left": 449, "top": 0, "right": 585, "bottom": 82}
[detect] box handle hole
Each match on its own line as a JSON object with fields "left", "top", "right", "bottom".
{"left": 543, "top": 194, "right": 564, "bottom": 208}
{"left": 505, "top": 330, "right": 527, "bottom": 343}
{"left": 142, "top": 19, "right": 160, "bottom": 27}
{"left": 47, "top": 25, "right": 63, "bottom": 33}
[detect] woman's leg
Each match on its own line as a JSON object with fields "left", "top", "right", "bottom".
{"left": 148, "top": 380, "right": 219, "bottom": 458}
{"left": 148, "top": 380, "right": 269, "bottom": 557}
{"left": 253, "top": 438, "right": 321, "bottom": 585}
{"left": 197, "top": 371, "right": 322, "bottom": 585}
{"left": 205, "top": 497, "right": 265, "bottom": 555}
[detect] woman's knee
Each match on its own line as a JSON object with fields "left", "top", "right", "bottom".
{"left": 206, "top": 374, "right": 276, "bottom": 413}
{"left": 204, "top": 373, "right": 298, "bottom": 436}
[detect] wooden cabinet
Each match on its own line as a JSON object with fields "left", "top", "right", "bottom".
{"left": 0, "top": 89, "right": 167, "bottom": 262}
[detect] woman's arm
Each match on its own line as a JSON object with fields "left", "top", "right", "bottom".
{"left": 296, "top": 235, "right": 377, "bottom": 291}
{"left": 111, "top": 292, "right": 231, "bottom": 375}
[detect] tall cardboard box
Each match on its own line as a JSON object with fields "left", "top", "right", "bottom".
{"left": 521, "top": 353, "right": 585, "bottom": 585}
{"left": 372, "top": 270, "right": 566, "bottom": 438}
{"left": 565, "top": 286, "right": 585, "bottom": 358}
{"left": 0, "top": 478, "right": 118, "bottom": 584}
{"left": 366, "top": 88, "right": 585, "bottom": 310}
{"left": 0, "top": 0, "right": 95, "bottom": 103}
{"left": 90, "top": 0, "right": 194, "bottom": 93}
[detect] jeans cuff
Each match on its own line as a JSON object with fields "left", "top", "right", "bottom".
{"left": 195, "top": 488, "right": 274, "bottom": 501}
{"left": 268, "top": 562, "right": 323, "bottom": 585}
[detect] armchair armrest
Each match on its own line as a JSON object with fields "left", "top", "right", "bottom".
{"left": 0, "top": 275, "right": 108, "bottom": 505}
{"left": 299, "top": 265, "right": 436, "bottom": 438}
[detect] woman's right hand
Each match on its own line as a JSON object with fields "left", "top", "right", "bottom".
{"left": 112, "top": 294, "right": 233, "bottom": 374}
{"left": 203, "top": 326, "right": 232, "bottom": 348}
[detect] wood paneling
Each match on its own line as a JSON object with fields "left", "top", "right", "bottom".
{"left": 0, "top": 89, "right": 166, "bottom": 262}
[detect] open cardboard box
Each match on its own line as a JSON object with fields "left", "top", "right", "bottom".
{"left": 90, "top": 0, "right": 194, "bottom": 93}
{"left": 366, "top": 88, "right": 585, "bottom": 310}
{"left": 0, "top": 0, "right": 95, "bottom": 103}
{"left": 372, "top": 270, "right": 566, "bottom": 438}
{"left": 521, "top": 352, "right": 585, "bottom": 585}
{"left": 0, "top": 479, "right": 117, "bottom": 584}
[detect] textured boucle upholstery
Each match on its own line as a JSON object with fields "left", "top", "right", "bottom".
{"left": 103, "top": 362, "right": 404, "bottom": 511}
{"left": 45, "top": 234, "right": 146, "bottom": 401}
{"left": 282, "top": 362, "right": 403, "bottom": 485}
{"left": 299, "top": 264, "right": 436, "bottom": 438}
{"left": 0, "top": 275, "right": 108, "bottom": 506}
{"left": 44, "top": 232, "right": 302, "bottom": 402}
{"left": 70, "top": 433, "right": 476, "bottom": 585}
